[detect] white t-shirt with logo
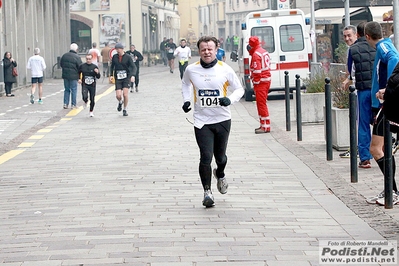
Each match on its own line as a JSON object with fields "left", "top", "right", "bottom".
{"left": 89, "top": 48, "right": 101, "bottom": 66}
{"left": 182, "top": 60, "right": 244, "bottom": 129}
{"left": 27, "top": 55, "right": 47, "bottom": 78}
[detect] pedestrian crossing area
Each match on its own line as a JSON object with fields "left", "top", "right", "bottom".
{"left": 0, "top": 119, "right": 16, "bottom": 136}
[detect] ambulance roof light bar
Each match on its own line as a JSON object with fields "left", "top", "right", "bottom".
{"left": 250, "top": 9, "right": 299, "bottom": 19}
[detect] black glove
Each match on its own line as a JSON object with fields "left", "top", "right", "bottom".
{"left": 182, "top": 101, "right": 191, "bottom": 113}
{"left": 219, "top": 97, "right": 231, "bottom": 107}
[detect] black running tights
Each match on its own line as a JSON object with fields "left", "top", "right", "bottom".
{"left": 82, "top": 85, "right": 96, "bottom": 111}
{"left": 194, "top": 120, "right": 231, "bottom": 191}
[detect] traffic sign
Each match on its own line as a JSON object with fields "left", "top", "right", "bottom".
{"left": 109, "top": 48, "right": 117, "bottom": 59}
{"left": 278, "top": 0, "right": 289, "bottom": 9}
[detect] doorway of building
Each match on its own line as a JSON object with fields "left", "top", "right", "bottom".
{"left": 71, "top": 19, "right": 92, "bottom": 54}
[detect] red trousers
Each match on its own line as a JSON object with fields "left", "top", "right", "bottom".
{"left": 254, "top": 82, "right": 271, "bottom": 130}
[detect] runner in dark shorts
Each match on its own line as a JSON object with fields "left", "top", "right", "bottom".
{"left": 372, "top": 107, "right": 384, "bottom": 137}
{"left": 165, "top": 38, "right": 177, "bottom": 73}
{"left": 115, "top": 79, "right": 130, "bottom": 90}
{"left": 109, "top": 42, "right": 136, "bottom": 116}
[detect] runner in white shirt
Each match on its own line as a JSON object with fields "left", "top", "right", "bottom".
{"left": 181, "top": 36, "right": 244, "bottom": 207}
{"left": 174, "top": 38, "right": 191, "bottom": 79}
{"left": 88, "top": 42, "right": 101, "bottom": 66}
{"left": 27, "top": 48, "right": 47, "bottom": 104}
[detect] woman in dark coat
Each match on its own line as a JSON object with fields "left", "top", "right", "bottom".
{"left": 3, "top": 51, "right": 17, "bottom": 97}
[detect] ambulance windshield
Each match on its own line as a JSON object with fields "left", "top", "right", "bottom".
{"left": 251, "top": 26, "right": 275, "bottom": 53}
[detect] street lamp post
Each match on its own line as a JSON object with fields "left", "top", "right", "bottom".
{"left": 128, "top": 0, "right": 132, "bottom": 46}
{"left": 344, "top": 0, "right": 350, "bottom": 27}
{"left": 310, "top": 0, "right": 318, "bottom": 77}
{"left": 310, "top": 0, "right": 316, "bottom": 63}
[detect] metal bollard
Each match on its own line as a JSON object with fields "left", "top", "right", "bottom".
{"left": 295, "top": 74, "right": 302, "bottom": 141}
{"left": 383, "top": 116, "right": 393, "bottom": 209}
{"left": 325, "top": 77, "right": 332, "bottom": 161}
{"left": 349, "top": 85, "right": 358, "bottom": 183}
{"left": 284, "top": 71, "right": 291, "bottom": 131}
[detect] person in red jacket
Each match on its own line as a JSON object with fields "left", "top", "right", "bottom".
{"left": 248, "top": 36, "right": 272, "bottom": 133}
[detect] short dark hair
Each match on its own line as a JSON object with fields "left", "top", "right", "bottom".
{"left": 365, "top": 21, "right": 382, "bottom": 40}
{"left": 356, "top": 21, "right": 367, "bottom": 37}
{"left": 197, "top": 36, "right": 218, "bottom": 49}
{"left": 343, "top": 25, "right": 357, "bottom": 35}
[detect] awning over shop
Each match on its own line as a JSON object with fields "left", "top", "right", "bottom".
{"left": 344, "top": 6, "right": 393, "bottom": 23}
{"left": 368, "top": 6, "right": 393, "bottom": 22}
{"left": 306, "top": 8, "right": 360, "bottom": 25}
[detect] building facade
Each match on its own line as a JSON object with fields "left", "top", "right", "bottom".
{"left": 179, "top": 0, "right": 269, "bottom": 52}
{"left": 70, "top": 0, "right": 142, "bottom": 53}
{"left": 178, "top": 0, "right": 305, "bottom": 52}
{"left": 1, "top": 0, "right": 70, "bottom": 90}
{"left": 223, "top": 0, "right": 308, "bottom": 39}
{"left": 178, "top": 0, "right": 217, "bottom": 55}
{"left": 225, "top": 0, "right": 269, "bottom": 39}
{"left": 70, "top": 0, "right": 180, "bottom": 54}
{"left": 142, "top": 0, "right": 180, "bottom": 53}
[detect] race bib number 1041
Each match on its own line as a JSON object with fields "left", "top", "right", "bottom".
{"left": 198, "top": 89, "right": 220, "bottom": 108}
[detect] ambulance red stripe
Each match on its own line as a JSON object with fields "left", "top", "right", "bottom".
{"left": 274, "top": 61, "right": 309, "bottom": 70}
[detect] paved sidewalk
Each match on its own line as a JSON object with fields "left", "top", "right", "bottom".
{"left": 0, "top": 59, "right": 396, "bottom": 265}
{"left": 254, "top": 85, "right": 399, "bottom": 240}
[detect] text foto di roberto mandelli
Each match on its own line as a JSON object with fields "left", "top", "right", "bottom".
{"left": 327, "top": 240, "right": 395, "bottom": 246}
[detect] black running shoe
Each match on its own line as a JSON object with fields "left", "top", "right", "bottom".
{"left": 117, "top": 102, "right": 122, "bottom": 112}
{"left": 123, "top": 110, "right": 128, "bottom": 116}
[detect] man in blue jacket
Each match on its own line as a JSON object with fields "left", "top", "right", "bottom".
{"left": 365, "top": 21, "right": 399, "bottom": 205}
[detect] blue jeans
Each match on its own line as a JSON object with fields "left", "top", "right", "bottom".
{"left": 63, "top": 79, "right": 78, "bottom": 107}
{"left": 161, "top": 50, "right": 167, "bottom": 65}
{"left": 357, "top": 89, "right": 373, "bottom": 162}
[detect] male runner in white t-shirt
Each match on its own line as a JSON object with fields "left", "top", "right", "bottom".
{"left": 181, "top": 36, "right": 244, "bottom": 207}
{"left": 27, "top": 48, "right": 47, "bottom": 104}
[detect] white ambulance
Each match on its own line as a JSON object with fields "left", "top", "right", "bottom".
{"left": 232, "top": 9, "right": 312, "bottom": 101}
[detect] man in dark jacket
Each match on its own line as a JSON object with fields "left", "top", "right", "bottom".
{"left": 160, "top": 37, "right": 168, "bottom": 66}
{"left": 126, "top": 44, "right": 143, "bottom": 92}
{"left": 60, "top": 43, "right": 82, "bottom": 109}
{"left": 109, "top": 42, "right": 136, "bottom": 117}
{"left": 349, "top": 22, "right": 376, "bottom": 168}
